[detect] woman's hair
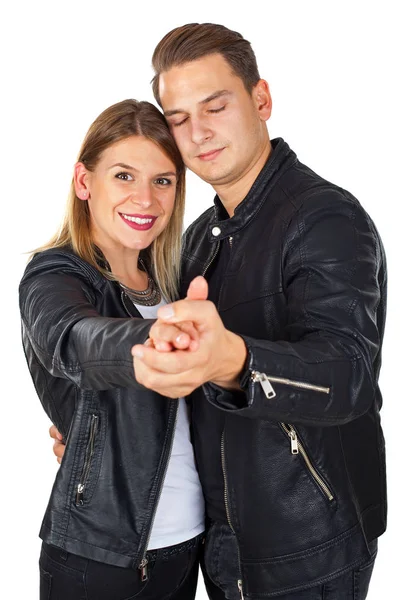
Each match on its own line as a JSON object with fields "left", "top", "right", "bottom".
{"left": 35, "top": 99, "right": 185, "bottom": 301}
{"left": 151, "top": 23, "right": 260, "bottom": 106}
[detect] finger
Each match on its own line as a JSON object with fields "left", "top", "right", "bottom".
{"left": 57, "top": 457, "right": 62, "bottom": 465}
{"left": 133, "top": 359, "right": 199, "bottom": 398}
{"left": 53, "top": 440, "right": 65, "bottom": 460}
{"left": 157, "top": 299, "right": 216, "bottom": 330}
{"left": 149, "top": 322, "right": 193, "bottom": 350}
{"left": 186, "top": 276, "right": 208, "bottom": 301}
{"left": 132, "top": 343, "right": 205, "bottom": 375}
{"left": 174, "top": 321, "right": 200, "bottom": 351}
{"left": 49, "top": 424, "right": 63, "bottom": 441}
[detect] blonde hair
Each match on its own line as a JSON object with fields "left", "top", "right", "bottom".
{"left": 34, "top": 99, "right": 185, "bottom": 301}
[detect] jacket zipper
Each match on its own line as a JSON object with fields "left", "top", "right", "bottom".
{"left": 76, "top": 414, "right": 99, "bottom": 506}
{"left": 202, "top": 241, "right": 220, "bottom": 277}
{"left": 221, "top": 429, "right": 244, "bottom": 599}
{"left": 280, "top": 423, "right": 334, "bottom": 501}
{"left": 251, "top": 371, "right": 330, "bottom": 398}
{"left": 138, "top": 402, "right": 179, "bottom": 581}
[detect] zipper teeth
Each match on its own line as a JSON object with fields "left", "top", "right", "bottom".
{"left": 281, "top": 423, "right": 334, "bottom": 501}
{"left": 77, "top": 415, "right": 99, "bottom": 496}
{"left": 221, "top": 430, "right": 234, "bottom": 531}
{"left": 139, "top": 402, "right": 179, "bottom": 567}
{"left": 269, "top": 377, "right": 330, "bottom": 394}
{"left": 221, "top": 430, "right": 244, "bottom": 597}
{"left": 251, "top": 371, "right": 330, "bottom": 394}
{"left": 202, "top": 241, "right": 220, "bottom": 277}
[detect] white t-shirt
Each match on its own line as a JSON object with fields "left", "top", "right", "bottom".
{"left": 134, "top": 300, "right": 205, "bottom": 549}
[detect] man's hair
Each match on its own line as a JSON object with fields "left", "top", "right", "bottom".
{"left": 151, "top": 23, "right": 261, "bottom": 106}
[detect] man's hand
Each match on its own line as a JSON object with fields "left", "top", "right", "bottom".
{"left": 148, "top": 275, "right": 207, "bottom": 352}
{"left": 131, "top": 276, "right": 248, "bottom": 398}
{"left": 49, "top": 425, "right": 65, "bottom": 464}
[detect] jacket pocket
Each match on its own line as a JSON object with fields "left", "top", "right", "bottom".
{"left": 75, "top": 412, "right": 105, "bottom": 506}
{"left": 280, "top": 423, "right": 334, "bottom": 502}
{"left": 252, "top": 371, "right": 330, "bottom": 399}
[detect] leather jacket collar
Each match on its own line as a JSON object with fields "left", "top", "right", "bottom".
{"left": 207, "top": 138, "right": 297, "bottom": 241}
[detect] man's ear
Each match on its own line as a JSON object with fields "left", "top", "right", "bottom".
{"left": 253, "top": 79, "right": 272, "bottom": 122}
{"left": 74, "top": 162, "right": 91, "bottom": 200}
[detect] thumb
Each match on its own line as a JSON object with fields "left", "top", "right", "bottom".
{"left": 186, "top": 276, "right": 208, "bottom": 301}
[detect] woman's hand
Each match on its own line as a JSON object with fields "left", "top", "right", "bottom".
{"left": 49, "top": 425, "right": 65, "bottom": 464}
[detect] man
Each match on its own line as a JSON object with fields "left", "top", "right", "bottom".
{"left": 53, "top": 23, "right": 387, "bottom": 599}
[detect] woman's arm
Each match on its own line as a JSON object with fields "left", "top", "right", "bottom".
{"left": 19, "top": 252, "right": 153, "bottom": 390}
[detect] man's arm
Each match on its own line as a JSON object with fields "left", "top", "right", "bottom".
{"left": 133, "top": 194, "right": 384, "bottom": 426}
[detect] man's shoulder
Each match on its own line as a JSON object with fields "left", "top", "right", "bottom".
{"left": 279, "top": 159, "right": 365, "bottom": 217}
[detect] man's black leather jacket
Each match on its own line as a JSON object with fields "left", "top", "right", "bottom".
{"left": 180, "top": 138, "right": 387, "bottom": 597}
{"left": 19, "top": 250, "right": 170, "bottom": 571}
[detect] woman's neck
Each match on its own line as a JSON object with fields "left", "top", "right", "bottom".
{"left": 98, "top": 243, "right": 148, "bottom": 291}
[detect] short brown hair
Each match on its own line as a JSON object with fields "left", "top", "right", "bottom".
{"left": 152, "top": 23, "right": 260, "bottom": 106}
{"left": 34, "top": 100, "right": 185, "bottom": 301}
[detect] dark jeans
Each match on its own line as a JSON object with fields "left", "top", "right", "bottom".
{"left": 39, "top": 534, "right": 202, "bottom": 600}
{"left": 201, "top": 521, "right": 377, "bottom": 600}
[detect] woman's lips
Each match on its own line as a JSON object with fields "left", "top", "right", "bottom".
{"left": 119, "top": 213, "right": 158, "bottom": 231}
{"left": 197, "top": 148, "right": 224, "bottom": 161}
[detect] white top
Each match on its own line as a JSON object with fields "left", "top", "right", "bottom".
{"left": 134, "top": 299, "right": 205, "bottom": 549}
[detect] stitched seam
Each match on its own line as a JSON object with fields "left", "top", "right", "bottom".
{"left": 40, "top": 523, "right": 138, "bottom": 562}
{"left": 242, "top": 525, "right": 359, "bottom": 564}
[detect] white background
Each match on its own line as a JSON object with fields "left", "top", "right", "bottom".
{"left": 1, "top": 1, "right": 398, "bottom": 598}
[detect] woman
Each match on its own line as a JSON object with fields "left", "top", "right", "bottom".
{"left": 19, "top": 99, "right": 205, "bottom": 600}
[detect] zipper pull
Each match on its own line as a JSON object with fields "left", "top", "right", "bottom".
{"left": 76, "top": 483, "right": 84, "bottom": 506}
{"left": 238, "top": 579, "right": 244, "bottom": 599}
{"left": 251, "top": 371, "right": 276, "bottom": 399}
{"left": 139, "top": 557, "right": 149, "bottom": 582}
{"left": 289, "top": 429, "right": 299, "bottom": 455}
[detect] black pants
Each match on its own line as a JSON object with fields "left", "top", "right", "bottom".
{"left": 201, "top": 521, "right": 377, "bottom": 600}
{"left": 39, "top": 534, "right": 202, "bottom": 600}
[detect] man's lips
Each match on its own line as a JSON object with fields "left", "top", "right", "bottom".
{"left": 119, "top": 213, "right": 158, "bottom": 231}
{"left": 197, "top": 148, "right": 224, "bottom": 161}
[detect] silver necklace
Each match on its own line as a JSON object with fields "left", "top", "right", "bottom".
{"left": 119, "top": 260, "right": 161, "bottom": 307}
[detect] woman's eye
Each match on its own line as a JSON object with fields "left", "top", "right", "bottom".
{"left": 155, "top": 177, "right": 172, "bottom": 186}
{"left": 116, "top": 172, "right": 132, "bottom": 181}
{"left": 208, "top": 106, "right": 226, "bottom": 114}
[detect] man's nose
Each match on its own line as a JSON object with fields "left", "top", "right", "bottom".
{"left": 190, "top": 117, "right": 212, "bottom": 146}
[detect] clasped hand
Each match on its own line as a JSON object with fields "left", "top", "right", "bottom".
{"left": 131, "top": 276, "right": 247, "bottom": 398}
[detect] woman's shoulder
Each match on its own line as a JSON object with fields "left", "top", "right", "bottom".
{"left": 20, "top": 245, "right": 104, "bottom": 289}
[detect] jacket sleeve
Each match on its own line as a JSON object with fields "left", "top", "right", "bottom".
{"left": 203, "top": 192, "right": 385, "bottom": 426}
{"left": 19, "top": 256, "right": 153, "bottom": 391}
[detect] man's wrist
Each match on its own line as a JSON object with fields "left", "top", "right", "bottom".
{"left": 212, "top": 332, "right": 248, "bottom": 390}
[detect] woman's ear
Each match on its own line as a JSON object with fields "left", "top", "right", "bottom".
{"left": 74, "top": 162, "right": 91, "bottom": 200}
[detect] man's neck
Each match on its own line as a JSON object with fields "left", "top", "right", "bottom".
{"left": 214, "top": 140, "right": 273, "bottom": 217}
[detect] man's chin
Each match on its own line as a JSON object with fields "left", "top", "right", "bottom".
{"left": 189, "top": 164, "right": 234, "bottom": 186}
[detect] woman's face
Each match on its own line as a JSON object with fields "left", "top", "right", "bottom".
{"left": 77, "top": 135, "right": 177, "bottom": 254}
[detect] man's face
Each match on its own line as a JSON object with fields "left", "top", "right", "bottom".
{"left": 159, "top": 53, "right": 270, "bottom": 188}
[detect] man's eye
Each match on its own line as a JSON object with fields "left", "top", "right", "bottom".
{"left": 155, "top": 178, "right": 172, "bottom": 186}
{"left": 208, "top": 106, "right": 226, "bottom": 114}
{"left": 173, "top": 117, "right": 188, "bottom": 127}
{"left": 116, "top": 172, "right": 132, "bottom": 181}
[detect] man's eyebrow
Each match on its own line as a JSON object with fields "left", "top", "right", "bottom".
{"left": 164, "top": 90, "right": 232, "bottom": 117}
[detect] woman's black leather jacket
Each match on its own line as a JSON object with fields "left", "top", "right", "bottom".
{"left": 19, "top": 249, "right": 173, "bottom": 571}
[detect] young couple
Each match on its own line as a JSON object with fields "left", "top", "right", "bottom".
{"left": 20, "top": 23, "right": 387, "bottom": 600}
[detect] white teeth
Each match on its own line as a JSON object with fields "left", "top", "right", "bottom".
{"left": 122, "top": 214, "right": 153, "bottom": 224}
